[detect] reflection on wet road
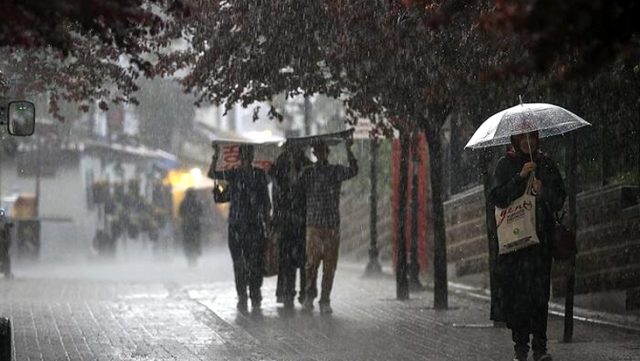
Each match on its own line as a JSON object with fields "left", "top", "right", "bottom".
{"left": 1, "top": 248, "right": 638, "bottom": 361}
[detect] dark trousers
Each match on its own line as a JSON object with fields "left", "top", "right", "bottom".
{"left": 500, "top": 246, "right": 552, "bottom": 358}
{"left": 182, "top": 226, "right": 201, "bottom": 259}
{"left": 305, "top": 227, "right": 339, "bottom": 304}
{"left": 0, "top": 241, "right": 10, "bottom": 277}
{"left": 511, "top": 304, "right": 549, "bottom": 357}
{"left": 276, "top": 225, "right": 311, "bottom": 302}
{"left": 277, "top": 263, "right": 307, "bottom": 302}
{"left": 228, "top": 223, "right": 264, "bottom": 302}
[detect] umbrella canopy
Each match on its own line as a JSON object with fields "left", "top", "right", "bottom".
{"left": 465, "top": 103, "right": 591, "bottom": 149}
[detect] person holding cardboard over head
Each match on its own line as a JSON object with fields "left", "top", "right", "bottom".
{"left": 297, "top": 135, "right": 358, "bottom": 315}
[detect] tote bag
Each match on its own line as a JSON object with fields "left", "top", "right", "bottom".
{"left": 495, "top": 176, "right": 540, "bottom": 255}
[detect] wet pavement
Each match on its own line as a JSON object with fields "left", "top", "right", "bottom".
{"left": 1, "top": 249, "right": 639, "bottom": 361}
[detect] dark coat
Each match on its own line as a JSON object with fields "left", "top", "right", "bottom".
{"left": 209, "top": 166, "right": 271, "bottom": 227}
{"left": 489, "top": 150, "right": 566, "bottom": 329}
{"left": 179, "top": 192, "right": 203, "bottom": 246}
{"left": 270, "top": 151, "right": 311, "bottom": 268}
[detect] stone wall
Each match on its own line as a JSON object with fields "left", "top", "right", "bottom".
{"left": 444, "top": 183, "right": 640, "bottom": 311}
{"left": 444, "top": 186, "right": 490, "bottom": 278}
{"left": 552, "top": 185, "right": 640, "bottom": 305}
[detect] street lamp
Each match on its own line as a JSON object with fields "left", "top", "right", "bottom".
{"left": 365, "top": 137, "right": 382, "bottom": 276}
{"left": 408, "top": 134, "right": 423, "bottom": 290}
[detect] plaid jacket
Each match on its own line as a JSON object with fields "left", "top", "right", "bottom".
{"left": 298, "top": 159, "right": 358, "bottom": 228}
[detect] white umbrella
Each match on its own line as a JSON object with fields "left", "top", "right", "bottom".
{"left": 465, "top": 103, "right": 591, "bottom": 149}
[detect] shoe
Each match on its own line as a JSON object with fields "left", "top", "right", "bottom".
{"left": 512, "top": 352, "right": 528, "bottom": 361}
{"left": 237, "top": 298, "right": 248, "bottom": 313}
{"left": 302, "top": 299, "right": 314, "bottom": 313}
{"left": 251, "top": 299, "right": 261, "bottom": 311}
{"left": 534, "top": 353, "right": 552, "bottom": 361}
{"left": 319, "top": 303, "right": 333, "bottom": 315}
{"left": 283, "top": 299, "right": 294, "bottom": 310}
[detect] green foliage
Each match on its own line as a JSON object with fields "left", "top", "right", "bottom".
{"left": 0, "top": 1, "right": 188, "bottom": 119}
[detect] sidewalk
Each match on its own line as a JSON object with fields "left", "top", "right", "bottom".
{"left": 0, "top": 254, "right": 638, "bottom": 360}
{"left": 189, "top": 261, "right": 640, "bottom": 361}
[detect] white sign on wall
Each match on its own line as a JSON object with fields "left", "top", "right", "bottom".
{"left": 353, "top": 118, "right": 373, "bottom": 139}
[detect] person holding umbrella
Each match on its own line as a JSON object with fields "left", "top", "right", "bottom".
{"left": 466, "top": 103, "right": 589, "bottom": 361}
{"left": 490, "top": 131, "right": 565, "bottom": 361}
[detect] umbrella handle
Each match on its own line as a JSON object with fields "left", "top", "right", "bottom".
{"left": 524, "top": 173, "right": 535, "bottom": 195}
{"left": 524, "top": 133, "right": 537, "bottom": 180}
{"left": 525, "top": 133, "right": 535, "bottom": 162}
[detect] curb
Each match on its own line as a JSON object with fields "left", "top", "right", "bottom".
{"left": 340, "top": 261, "right": 640, "bottom": 334}
{"left": 447, "top": 281, "right": 640, "bottom": 335}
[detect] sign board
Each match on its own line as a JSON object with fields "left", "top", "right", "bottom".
{"left": 353, "top": 118, "right": 373, "bottom": 139}
{"left": 214, "top": 143, "right": 277, "bottom": 172}
{"left": 210, "top": 128, "right": 284, "bottom": 172}
{"left": 352, "top": 118, "right": 401, "bottom": 139}
{"left": 212, "top": 129, "right": 355, "bottom": 171}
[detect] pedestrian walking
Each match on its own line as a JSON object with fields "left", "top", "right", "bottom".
{"left": 178, "top": 188, "right": 203, "bottom": 267}
{"left": 489, "top": 131, "right": 566, "bottom": 361}
{"left": 208, "top": 144, "right": 271, "bottom": 313}
{"left": 270, "top": 142, "right": 313, "bottom": 309}
{"left": 298, "top": 137, "right": 358, "bottom": 314}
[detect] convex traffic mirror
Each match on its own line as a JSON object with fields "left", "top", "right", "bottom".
{"left": 8, "top": 100, "right": 35, "bottom": 136}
